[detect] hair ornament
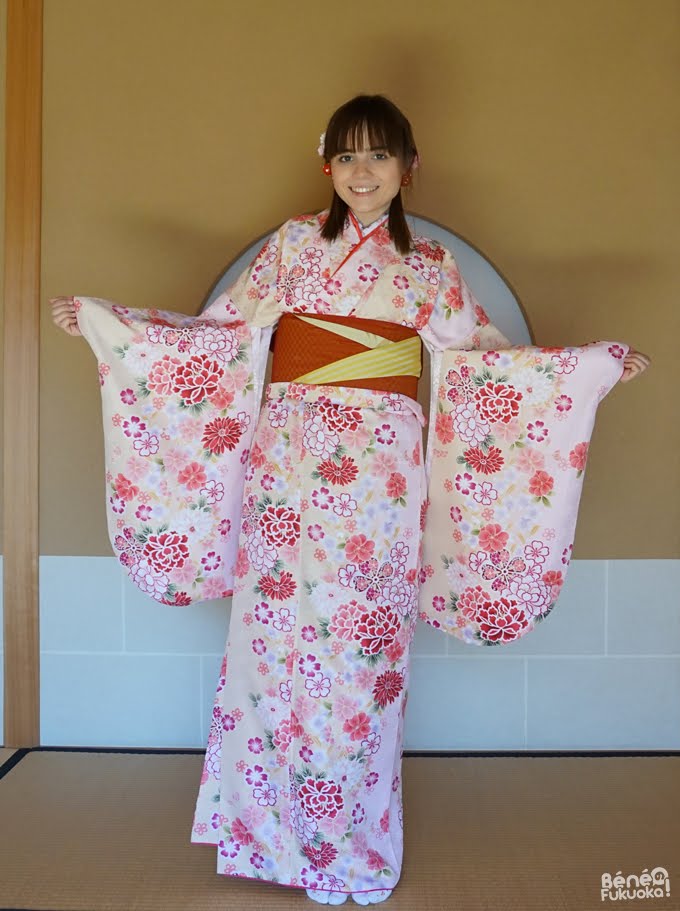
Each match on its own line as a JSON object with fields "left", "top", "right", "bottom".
{"left": 317, "top": 132, "right": 326, "bottom": 158}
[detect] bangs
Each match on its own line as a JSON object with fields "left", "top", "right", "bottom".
{"left": 323, "top": 95, "right": 416, "bottom": 164}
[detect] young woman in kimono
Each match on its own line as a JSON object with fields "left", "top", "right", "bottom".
{"left": 51, "top": 95, "right": 650, "bottom": 905}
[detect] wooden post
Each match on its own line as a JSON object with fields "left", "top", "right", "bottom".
{"left": 3, "top": 0, "right": 43, "bottom": 747}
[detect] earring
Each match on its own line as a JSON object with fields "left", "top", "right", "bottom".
{"left": 322, "top": 163, "right": 332, "bottom": 176}
{"left": 401, "top": 172, "right": 411, "bottom": 187}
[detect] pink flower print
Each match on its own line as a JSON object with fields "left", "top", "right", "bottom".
{"left": 608, "top": 344, "right": 625, "bottom": 359}
{"left": 432, "top": 595, "right": 446, "bottom": 612}
{"left": 569, "top": 442, "right": 589, "bottom": 472}
{"left": 358, "top": 263, "right": 379, "bottom": 282}
{"left": 133, "top": 431, "right": 159, "bottom": 457}
{"left": 200, "top": 479, "right": 224, "bottom": 504}
{"left": 324, "top": 277, "right": 342, "bottom": 295}
{"left": 454, "top": 472, "right": 477, "bottom": 496}
{"left": 373, "top": 451, "right": 398, "bottom": 477}
{"left": 251, "top": 638, "right": 266, "bottom": 656}
{"left": 555, "top": 395, "right": 573, "bottom": 413}
{"left": 120, "top": 388, "right": 137, "bottom": 405}
{"left": 453, "top": 403, "right": 490, "bottom": 444}
{"left": 329, "top": 601, "right": 362, "bottom": 640}
{"left": 299, "top": 745, "right": 313, "bottom": 762}
{"left": 527, "top": 421, "right": 548, "bottom": 443}
{"left": 279, "top": 679, "right": 292, "bottom": 702}
{"left": 273, "top": 607, "right": 295, "bottom": 632}
{"left": 361, "top": 731, "right": 382, "bottom": 756}
{"left": 110, "top": 495, "right": 125, "bottom": 514}
{"left": 260, "top": 473, "right": 275, "bottom": 491}
{"left": 551, "top": 351, "right": 578, "bottom": 375}
{"left": 385, "top": 472, "right": 407, "bottom": 499}
{"left": 478, "top": 523, "right": 509, "bottom": 552}
{"left": 253, "top": 783, "right": 277, "bottom": 807}
{"left": 516, "top": 447, "right": 545, "bottom": 473}
{"left": 435, "top": 412, "right": 455, "bottom": 444}
{"left": 298, "top": 653, "right": 322, "bottom": 677}
{"left": 345, "top": 534, "right": 375, "bottom": 563}
{"left": 301, "top": 625, "right": 317, "bottom": 642}
{"left": 311, "top": 487, "right": 334, "bottom": 510}
{"left": 352, "top": 803, "right": 366, "bottom": 824}
{"left": 135, "top": 504, "right": 152, "bottom": 521}
{"left": 367, "top": 848, "right": 387, "bottom": 871}
{"left": 524, "top": 539, "right": 549, "bottom": 565}
{"left": 247, "top": 737, "right": 263, "bottom": 754}
{"left": 473, "top": 481, "right": 498, "bottom": 506}
{"left": 482, "top": 351, "right": 500, "bottom": 366}
{"left": 306, "top": 672, "right": 331, "bottom": 698}
{"left": 353, "top": 559, "right": 394, "bottom": 601}
{"left": 562, "top": 544, "right": 573, "bottom": 565}
{"left": 177, "top": 461, "right": 207, "bottom": 490}
{"left": 308, "top": 524, "right": 324, "bottom": 541}
{"left": 481, "top": 550, "right": 528, "bottom": 592}
{"left": 450, "top": 506, "right": 463, "bottom": 523}
{"left": 218, "top": 518, "right": 231, "bottom": 537}
{"left": 393, "top": 274, "right": 410, "bottom": 289}
{"left": 528, "top": 470, "right": 554, "bottom": 498}
{"left": 122, "top": 415, "right": 146, "bottom": 439}
{"left": 276, "top": 262, "right": 306, "bottom": 307}
{"left": 219, "top": 837, "right": 240, "bottom": 859}
{"left": 249, "top": 852, "right": 264, "bottom": 869}
{"left": 343, "top": 711, "right": 372, "bottom": 741}
{"left": 203, "top": 576, "right": 228, "bottom": 599}
{"left": 375, "top": 424, "right": 396, "bottom": 445}
{"left": 333, "top": 493, "right": 357, "bottom": 517}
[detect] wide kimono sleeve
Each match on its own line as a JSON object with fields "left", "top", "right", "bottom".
{"left": 73, "top": 224, "right": 286, "bottom": 606}
{"left": 417, "top": 247, "right": 627, "bottom": 646}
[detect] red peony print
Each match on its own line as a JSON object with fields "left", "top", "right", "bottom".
{"left": 475, "top": 382, "right": 523, "bottom": 424}
{"left": 366, "top": 848, "right": 388, "bottom": 871}
{"left": 260, "top": 505, "right": 301, "bottom": 548}
{"left": 464, "top": 446, "right": 505, "bottom": 475}
{"left": 477, "top": 597, "right": 530, "bottom": 644}
{"left": 298, "top": 777, "right": 344, "bottom": 820}
{"left": 143, "top": 532, "right": 189, "bottom": 572}
{"left": 528, "top": 470, "right": 554, "bottom": 498}
{"left": 258, "top": 571, "right": 296, "bottom": 601}
{"left": 569, "top": 442, "right": 589, "bottom": 472}
{"left": 303, "top": 841, "right": 339, "bottom": 869}
{"left": 353, "top": 605, "right": 400, "bottom": 656}
{"left": 343, "top": 712, "right": 372, "bottom": 741}
{"left": 317, "top": 397, "right": 363, "bottom": 433}
{"left": 316, "top": 455, "right": 359, "bottom": 486}
{"left": 478, "top": 523, "right": 509, "bottom": 552}
{"left": 373, "top": 670, "right": 404, "bottom": 708}
{"left": 456, "top": 585, "right": 489, "bottom": 621}
{"left": 173, "top": 355, "right": 224, "bottom": 405}
{"left": 231, "top": 817, "right": 254, "bottom": 845}
{"left": 202, "top": 416, "right": 243, "bottom": 455}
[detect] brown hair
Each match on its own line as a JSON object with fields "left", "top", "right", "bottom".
{"left": 320, "top": 95, "right": 418, "bottom": 255}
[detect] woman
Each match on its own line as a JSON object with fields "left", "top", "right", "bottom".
{"left": 51, "top": 94, "right": 650, "bottom": 906}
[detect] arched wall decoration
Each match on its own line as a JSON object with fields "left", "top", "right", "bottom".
{"left": 200, "top": 213, "right": 533, "bottom": 347}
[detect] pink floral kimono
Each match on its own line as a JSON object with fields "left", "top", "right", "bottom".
{"left": 75, "top": 210, "right": 626, "bottom": 896}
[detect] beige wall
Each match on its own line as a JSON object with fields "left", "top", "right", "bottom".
{"left": 0, "top": 0, "right": 6, "bottom": 554}
{"left": 39, "top": 0, "right": 679, "bottom": 559}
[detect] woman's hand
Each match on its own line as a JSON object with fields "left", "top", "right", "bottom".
{"left": 620, "top": 348, "right": 651, "bottom": 383}
{"left": 50, "top": 296, "right": 82, "bottom": 336}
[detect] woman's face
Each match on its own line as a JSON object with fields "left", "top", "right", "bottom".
{"left": 329, "top": 132, "right": 405, "bottom": 227}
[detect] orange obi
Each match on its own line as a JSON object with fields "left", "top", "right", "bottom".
{"left": 271, "top": 312, "right": 423, "bottom": 399}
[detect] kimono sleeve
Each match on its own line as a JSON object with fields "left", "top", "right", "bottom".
{"left": 71, "top": 225, "right": 289, "bottom": 607}
{"left": 418, "top": 340, "right": 628, "bottom": 647}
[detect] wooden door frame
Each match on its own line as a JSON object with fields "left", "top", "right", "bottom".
{"left": 3, "top": 0, "right": 42, "bottom": 747}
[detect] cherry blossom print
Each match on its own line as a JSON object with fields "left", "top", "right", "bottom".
{"left": 551, "top": 351, "right": 578, "bottom": 375}
{"left": 608, "top": 344, "right": 625, "bottom": 359}
{"left": 454, "top": 472, "right": 477, "bottom": 496}
{"left": 555, "top": 395, "right": 573, "bottom": 413}
{"left": 393, "top": 274, "right": 409, "bottom": 290}
{"left": 375, "top": 424, "right": 396, "bottom": 445}
{"left": 527, "top": 421, "right": 549, "bottom": 443}
{"left": 200, "top": 480, "right": 225, "bottom": 504}
{"left": 474, "top": 382, "right": 523, "bottom": 424}
{"left": 122, "top": 415, "right": 147, "bottom": 439}
{"left": 133, "top": 430, "right": 160, "bottom": 457}
{"left": 173, "top": 355, "right": 225, "bottom": 405}
{"left": 333, "top": 493, "right": 357, "bottom": 518}
{"left": 358, "top": 263, "right": 379, "bottom": 283}
{"left": 472, "top": 481, "right": 498, "bottom": 506}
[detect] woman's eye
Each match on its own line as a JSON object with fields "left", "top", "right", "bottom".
{"left": 374, "top": 153, "right": 388, "bottom": 160}
{"left": 338, "top": 154, "right": 352, "bottom": 163}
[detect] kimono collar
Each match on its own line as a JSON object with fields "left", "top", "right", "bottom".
{"left": 348, "top": 209, "right": 389, "bottom": 240}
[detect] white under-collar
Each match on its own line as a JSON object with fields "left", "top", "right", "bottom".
{"left": 350, "top": 211, "right": 389, "bottom": 238}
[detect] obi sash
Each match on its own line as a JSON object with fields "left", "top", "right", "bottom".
{"left": 271, "top": 312, "right": 422, "bottom": 399}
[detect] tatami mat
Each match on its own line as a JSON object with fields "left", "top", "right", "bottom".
{"left": 0, "top": 751, "right": 678, "bottom": 911}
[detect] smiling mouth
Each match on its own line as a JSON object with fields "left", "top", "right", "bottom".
{"left": 350, "top": 187, "right": 378, "bottom": 194}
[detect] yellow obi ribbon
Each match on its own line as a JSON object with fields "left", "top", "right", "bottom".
{"left": 291, "top": 316, "right": 422, "bottom": 384}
